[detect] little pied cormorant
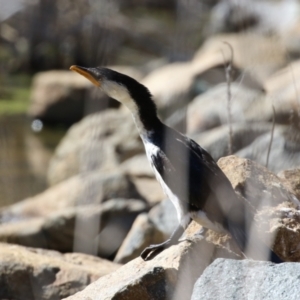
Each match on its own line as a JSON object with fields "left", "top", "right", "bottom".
{"left": 70, "top": 65, "right": 282, "bottom": 263}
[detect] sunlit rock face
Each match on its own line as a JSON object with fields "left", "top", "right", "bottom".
{"left": 0, "top": 242, "right": 120, "bottom": 300}
{"left": 63, "top": 239, "right": 240, "bottom": 300}
{"left": 208, "top": 0, "right": 300, "bottom": 36}
{"left": 192, "top": 258, "right": 300, "bottom": 300}
{"left": 47, "top": 109, "right": 143, "bottom": 186}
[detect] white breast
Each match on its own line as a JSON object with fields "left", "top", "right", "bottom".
{"left": 143, "top": 139, "right": 185, "bottom": 222}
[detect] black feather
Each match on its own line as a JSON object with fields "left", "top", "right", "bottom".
{"left": 149, "top": 124, "right": 247, "bottom": 250}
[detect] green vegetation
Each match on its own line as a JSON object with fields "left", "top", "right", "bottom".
{"left": 0, "top": 75, "right": 31, "bottom": 115}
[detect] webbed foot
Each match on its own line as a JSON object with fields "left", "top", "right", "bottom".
{"left": 141, "top": 240, "right": 171, "bottom": 261}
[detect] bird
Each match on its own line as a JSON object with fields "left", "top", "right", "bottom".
{"left": 70, "top": 65, "right": 282, "bottom": 263}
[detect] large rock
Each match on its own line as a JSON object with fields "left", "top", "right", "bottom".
{"left": 191, "top": 122, "right": 276, "bottom": 160}
{"left": 219, "top": 156, "right": 300, "bottom": 262}
{"left": 193, "top": 33, "right": 287, "bottom": 84}
{"left": 0, "top": 170, "right": 140, "bottom": 221}
{"left": 28, "top": 66, "right": 143, "bottom": 124}
{"left": 208, "top": 0, "right": 300, "bottom": 36}
{"left": 110, "top": 65, "right": 144, "bottom": 82}
{"left": 0, "top": 243, "right": 120, "bottom": 300}
{"left": 148, "top": 199, "right": 179, "bottom": 237}
{"left": 28, "top": 70, "right": 94, "bottom": 124}
{"left": 187, "top": 83, "right": 264, "bottom": 133}
{"left": 129, "top": 177, "right": 164, "bottom": 205}
{"left": 47, "top": 109, "right": 143, "bottom": 186}
{"left": 281, "top": 19, "right": 300, "bottom": 57}
{"left": 114, "top": 199, "right": 178, "bottom": 264}
{"left": 114, "top": 213, "right": 165, "bottom": 264}
{"left": 64, "top": 238, "right": 239, "bottom": 300}
{"left": 218, "top": 155, "right": 300, "bottom": 261}
{"left": 278, "top": 168, "right": 300, "bottom": 200}
{"left": 0, "top": 199, "right": 147, "bottom": 258}
{"left": 236, "top": 129, "right": 300, "bottom": 173}
{"left": 141, "top": 55, "right": 257, "bottom": 129}
{"left": 264, "top": 60, "right": 300, "bottom": 95}
{"left": 120, "top": 154, "right": 164, "bottom": 204}
{"left": 255, "top": 203, "right": 300, "bottom": 262}
{"left": 43, "top": 199, "right": 147, "bottom": 257}
{"left": 0, "top": 218, "right": 46, "bottom": 249}
{"left": 264, "top": 60, "right": 300, "bottom": 125}
{"left": 192, "top": 258, "right": 300, "bottom": 300}
{"left": 120, "top": 154, "right": 153, "bottom": 178}
{"left": 218, "top": 156, "right": 299, "bottom": 210}
{"left": 142, "top": 62, "right": 196, "bottom": 119}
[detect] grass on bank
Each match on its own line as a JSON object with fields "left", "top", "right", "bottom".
{"left": 0, "top": 74, "right": 31, "bottom": 115}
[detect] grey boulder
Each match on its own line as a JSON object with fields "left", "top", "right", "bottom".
{"left": 192, "top": 258, "right": 300, "bottom": 300}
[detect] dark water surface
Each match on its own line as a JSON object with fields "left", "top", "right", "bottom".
{"left": 0, "top": 115, "right": 65, "bottom": 207}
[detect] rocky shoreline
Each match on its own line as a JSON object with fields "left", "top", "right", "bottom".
{"left": 0, "top": 151, "right": 299, "bottom": 299}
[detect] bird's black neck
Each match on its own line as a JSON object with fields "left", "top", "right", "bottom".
{"left": 127, "top": 82, "right": 161, "bottom": 132}
{"left": 136, "top": 102, "right": 161, "bottom": 132}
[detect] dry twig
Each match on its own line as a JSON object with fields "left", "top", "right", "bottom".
{"left": 266, "top": 105, "right": 276, "bottom": 169}
{"left": 221, "top": 42, "right": 234, "bottom": 155}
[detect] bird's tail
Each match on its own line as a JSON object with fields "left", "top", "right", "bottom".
{"left": 209, "top": 165, "right": 283, "bottom": 263}
{"left": 225, "top": 206, "right": 283, "bottom": 263}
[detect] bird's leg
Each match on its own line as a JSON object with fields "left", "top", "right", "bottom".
{"left": 179, "top": 226, "right": 207, "bottom": 242}
{"left": 140, "top": 224, "right": 184, "bottom": 261}
{"left": 141, "top": 216, "right": 191, "bottom": 261}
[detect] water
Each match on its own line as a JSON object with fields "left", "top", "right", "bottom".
{"left": 0, "top": 114, "right": 65, "bottom": 207}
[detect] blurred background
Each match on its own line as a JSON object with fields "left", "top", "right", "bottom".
{"left": 1, "top": 0, "right": 299, "bottom": 207}
{"left": 1, "top": 0, "right": 300, "bottom": 265}
{"left": 0, "top": 0, "right": 215, "bottom": 206}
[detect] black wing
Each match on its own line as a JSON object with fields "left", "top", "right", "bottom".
{"left": 150, "top": 128, "right": 247, "bottom": 250}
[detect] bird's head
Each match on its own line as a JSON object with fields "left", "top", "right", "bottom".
{"left": 70, "top": 65, "right": 158, "bottom": 131}
{"left": 70, "top": 65, "right": 151, "bottom": 112}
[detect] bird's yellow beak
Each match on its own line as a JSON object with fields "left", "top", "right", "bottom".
{"left": 70, "top": 65, "right": 101, "bottom": 87}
